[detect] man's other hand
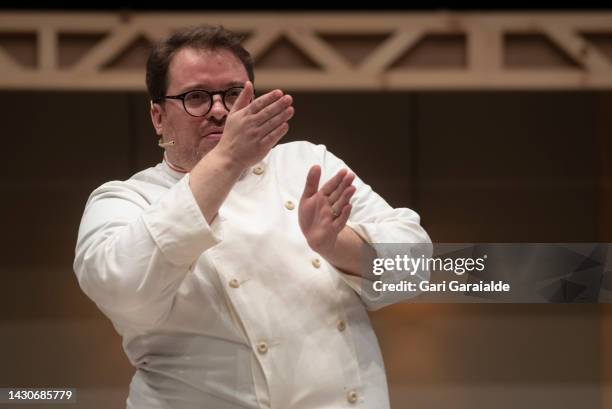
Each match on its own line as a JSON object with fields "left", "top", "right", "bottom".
{"left": 299, "top": 165, "right": 356, "bottom": 257}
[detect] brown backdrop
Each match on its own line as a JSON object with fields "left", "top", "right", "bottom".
{"left": 0, "top": 90, "right": 608, "bottom": 408}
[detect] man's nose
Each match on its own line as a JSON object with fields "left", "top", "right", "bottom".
{"left": 207, "top": 94, "right": 227, "bottom": 121}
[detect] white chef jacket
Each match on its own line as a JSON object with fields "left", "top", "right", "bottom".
{"left": 74, "top": 141, "right": 431, "bottom": 409}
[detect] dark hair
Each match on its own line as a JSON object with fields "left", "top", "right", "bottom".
{"left": 146, "top": 25, "right": 254, "bottom": 102}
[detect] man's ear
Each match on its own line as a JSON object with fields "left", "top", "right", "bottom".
{"left": 150, "top": 100, "right": 164, "bottom": 136}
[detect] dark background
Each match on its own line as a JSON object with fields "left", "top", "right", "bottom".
{"left": 0, "top": 90, "right": 609, "bottom": 408}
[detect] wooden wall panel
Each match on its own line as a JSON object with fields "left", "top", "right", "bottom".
{"left": 0, "top": 90, "right": 606, "bottom": 409}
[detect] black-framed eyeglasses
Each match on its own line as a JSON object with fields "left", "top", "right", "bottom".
{"left": 155, "top": 87, "right": 244, "bottom": 117}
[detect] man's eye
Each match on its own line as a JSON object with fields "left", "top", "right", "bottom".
{"left": 186, "top": 91, "right": 207, "bottom": 102}
{"left": 227, "top": 88, "right": 242, "bottom": 97}
{"left": 225, "top": 88, "right": 243, "bottom": 102}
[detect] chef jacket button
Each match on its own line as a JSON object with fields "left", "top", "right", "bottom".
{"left": 312, "top": 258, "right": 321, "bottom": 268}
{"left": 229, "top": 278, "right": 240, "bottom": 288}
{"left": 285, "top": 200, "right": 295, "bottom": 210}
{"left": 347, "top": 390, "right": 358, "bottom": 404}
{"left": 257, "top": 342, "right": 268, "bottom": 354}
{"left": 252, "top": 164, "right": 265, "bottom": 175}
{"left": 337, "top": 320, "right": 347, "bottom": 332}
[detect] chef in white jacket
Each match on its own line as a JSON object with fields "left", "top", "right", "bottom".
{"left": 74, "top": 25, "right": 430, "bottom": 409}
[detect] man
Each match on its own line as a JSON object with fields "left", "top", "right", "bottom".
{"left": 74, "top": 25, "right": 430, "bottom": 409}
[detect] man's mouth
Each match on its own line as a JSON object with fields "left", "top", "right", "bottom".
{"left": 204, "top": 132, "right": 223, "bottom": 141}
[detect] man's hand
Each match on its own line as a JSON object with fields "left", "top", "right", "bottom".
{"left": 214, "top": 81, "right": 294, "bottom": 170}
{"left": 190, "top": 82, "right": 293, "bottom": 223}
{"left": 299, "top": 165, "right": 356, "bottom": 257}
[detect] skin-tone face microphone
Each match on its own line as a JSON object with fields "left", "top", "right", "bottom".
{"left": 151, "top": 99, "right": 176, "bottom": 148}
{"left": 158, "top": 139, "right": 176, "bottom": 147}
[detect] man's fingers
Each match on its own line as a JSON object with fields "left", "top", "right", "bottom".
{"left": 330, "top": 185, "right": 355, "bottom": 220}
{"left": 259, "top": 106, "right": 294, "bottom": 136}
{"left": 260, "top": 122, "right": 289, "bottom": 148}
{"left": 328, "top": 172, "right": 355, "bottom": 204}
{"left": 333, "top": 204, "right": 352, "bottom": 230}
{"left": 333, "top": 185, "right": 356, "bottom": 211}
{"left": 321, "top": 169, "right": 348, "bottom": 196}
{"left": 248, "top": 88, "right": 284, "bottom": 115}
{"left": 255, "top": 95, "right": 293, "bottom": 127}
{"left": 231, "top": 81, "right": 254, "bottom": 113}
{"left": 301, "top": 165, "right": 321, "bottom": 200}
